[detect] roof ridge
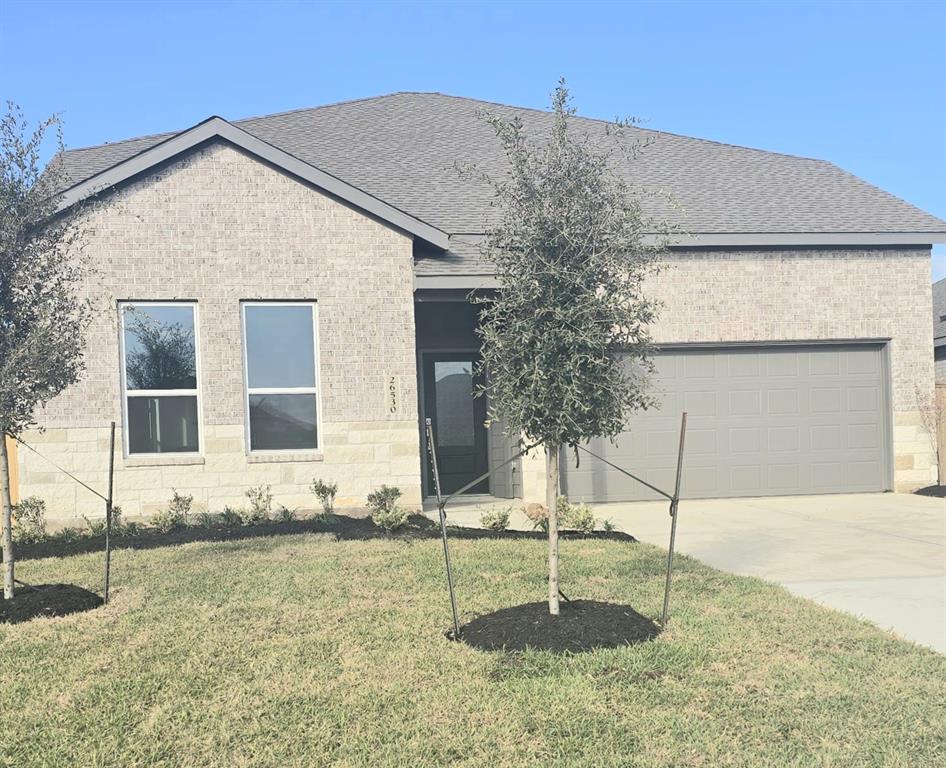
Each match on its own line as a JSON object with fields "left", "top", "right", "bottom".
{"left": 418, "top": 91, "right": 832, "bottom": 165}
{"left": 62, "top": 90, "right": 831, "bottom": 166}
{"left": 61, "top": 93, "right": 423, "bottom": 156}
{"left": 232, "top": 92, "right": 414, "bottom": 125}
{"left": 64, "top": 128, "right": 177, "bottom": 155}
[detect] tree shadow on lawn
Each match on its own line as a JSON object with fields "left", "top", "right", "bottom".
{"left": 460, "top": 599, "right": 660, "bottom": 654}
{"left": 0, "top": 583, "right": 103, "bottom": 624}
{"left": 15, "top": 514, "right": 636, "bottom": 561}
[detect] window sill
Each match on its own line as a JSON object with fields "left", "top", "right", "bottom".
{"left": 124, "top": 455, "right": 205, "bottom": 468}
{"left": 247, "top": 452, "right": 324, "bottom": 464}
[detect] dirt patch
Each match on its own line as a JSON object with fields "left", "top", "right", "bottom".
{"left": 459, "top": 599, "right": 660, "bottom": 653}
{"left": 0, "top": 583, "right": 103, "bottom": 624}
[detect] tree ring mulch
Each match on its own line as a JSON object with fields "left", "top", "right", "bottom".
{"left": 0, "top": 584, "right": 103, "bottom": 624}
{"left": 459, "top": 599, "right": 660, "bottom": 653}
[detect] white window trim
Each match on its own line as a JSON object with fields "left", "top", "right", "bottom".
{"left": 241, "top": 301, "right": 323, "bottom": 454}
{"left": 118, "top": 301, "right": 204, "bottom": 458}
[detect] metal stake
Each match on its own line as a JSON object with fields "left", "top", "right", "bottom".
{"left": 661, "top": 412, "right": 687, "bottom": 626}
{"left": 425, "top": 418, "right": 461, "bottom": 639}
{"left": 103, "top": 421, "right": 116, "bottom": 605}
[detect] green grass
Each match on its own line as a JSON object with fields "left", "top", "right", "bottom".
{"left": 2, "top": 529, "right": 944, "bottom": 767}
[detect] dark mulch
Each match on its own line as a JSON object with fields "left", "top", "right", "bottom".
{"left": 914, "top": 485, "right": 946, "bottom": 498}
{"left": 459, "top": 599, "right": 660, "bottom": 653}
{"left": 15, "top": 514, "right": 635, "bottom": 561}
{"left": 0, "top": 583, "right": 103, "bottom": 624}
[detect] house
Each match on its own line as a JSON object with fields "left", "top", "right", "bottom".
{"left": 16, "top": 93, "right": 946, "bottom": 521}
{"left": 934, "top": 277, "right": 946, "bottom": 384}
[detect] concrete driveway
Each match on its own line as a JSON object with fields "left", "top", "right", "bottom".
{"left": 591, "top": 493, "right": 946, "bottom": 653}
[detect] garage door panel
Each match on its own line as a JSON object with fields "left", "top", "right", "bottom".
{"left": 767, "top": 463, "right": 801, "bottom": 490}
{"left": 768, "top": 426, "right": 800, "bottom": 452}
{"left": 561, "top": 344, "right": 888, "bottom": 501}
{"left": 848, "top": 386, "right": 880, "bottom": 412}
{"left": 810, "top": 351, "right": 841, "bottom": 376}
{"left": 846, "top": 347, "right": 882, "bottom": 375}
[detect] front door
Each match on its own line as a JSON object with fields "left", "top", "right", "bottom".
{"left": 423, "top": 353, "right": 489, "bottom": 495}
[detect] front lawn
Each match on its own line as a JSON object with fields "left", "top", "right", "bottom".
{"left": 2, "top": 527, "right": 944, "bottom": 767}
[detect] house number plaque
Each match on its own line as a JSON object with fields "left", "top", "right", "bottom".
{"left": 386, "top": 375, "right": 400, "bottom": 415}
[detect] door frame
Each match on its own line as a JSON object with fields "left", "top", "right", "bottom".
{"left": 417, "top": 348, "right": 490, "bottom": 498}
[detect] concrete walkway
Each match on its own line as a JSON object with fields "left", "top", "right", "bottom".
{"left": 432, "top": 492, "right": 946, "bottom": 653}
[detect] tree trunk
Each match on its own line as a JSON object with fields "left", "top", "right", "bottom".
{"left": 547, "top": 442, "right": 560, "bottom": 616}
{"left": 1, "top": 435, "right": 14, "bottom": 600}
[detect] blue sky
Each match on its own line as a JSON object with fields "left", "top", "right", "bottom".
{"left": 2, "top": 0, "right": 944, "bottom": 278}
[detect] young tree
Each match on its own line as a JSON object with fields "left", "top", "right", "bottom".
{"left": 475, "top": 81, "right": 673, "bottom": 615}
{"left": 915, "top": 384, "right": 945, "bottom": 486}
{"left": 0, "top": 104, "right": 94, "bottom": 599}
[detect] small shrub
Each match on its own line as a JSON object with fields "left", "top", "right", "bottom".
{"left": 309, "top": 479, "right": 338, "bottom": 515}
{"left": 560, "top": 497, "right": 595, "bottom": 533}
{"left": 480, "top": 506, "right": 511, "bottom": 532}
{"left": 83, "top": 505, "right": 126, "bottom": 536}
{"left": 219, "top": 507, "right": 243, "bottom": 527}
{"left": 370, "top": 504, "right": 409, "bottom": 532}
{"left": 193, "top": 511, "right": 216, "bottom": 529}
{"left": 152, "top": 489, "right": 193, "bottom": 533}
{"left": 119, "top": 520, "right": 143, "bottom": 537}
{"left": 367, "top": 485, "right": 408, "bottom": 532}
{"left": 11, "top": 496, "right": 47, "bottom": 543}
{"left": 56, "top": 527, "right": 82, "bottom": 544}
{"left": 150, "top": 509, "right": 179, "bottom": 534}
{"left": 600, "top": 518, "right": 618, "bottom": 533}
{"left": 275, "top": 505, "right": 296, "bottom": 522}
{"left": 82, "top": 515, "right": 107, "bottom": 536}
{"left": 521, "top": 498, "right": 595, "bottom": 533}
{"left": 243, "top": 485, "right": 273, "bottom": 524}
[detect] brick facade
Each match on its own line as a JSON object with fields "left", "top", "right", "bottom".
{"left": 19, "top": 142, "right": 422, "bottom": 520}
{"left": 15, "top": 145, "right": 936, "bottom": 521}
{"left": 643, "top": 247, "right": 936, "bottom": 491}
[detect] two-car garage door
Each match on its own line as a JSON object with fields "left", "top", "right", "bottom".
{"left": 561, "top": 344, "right": 891, "bottom": 501}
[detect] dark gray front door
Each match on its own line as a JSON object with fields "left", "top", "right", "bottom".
{"left": 423, "top": 354, "right": 489, "bottom": 495}
{"left": 561, "top": 344, "right": 890, "bottom": 501}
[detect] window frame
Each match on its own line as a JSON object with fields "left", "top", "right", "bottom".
{"left": 118, "top": 300, "right": 204, "bottom": 457}
{"left": 240, "top": 300, "right": 323, "bottom": 454}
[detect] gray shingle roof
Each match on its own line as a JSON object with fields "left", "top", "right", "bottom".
{"left": 934, "top": 278, "right": 946, "bottom": 348}
{"left": 57, "top": 92, "right": 946, "bottom": 240}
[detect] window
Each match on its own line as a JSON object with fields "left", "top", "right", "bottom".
{"left": 120, "top": 302, "right": 201, "bottom": 454}
{"left": 242, "top": 302, "right": 320, "bottom": 452}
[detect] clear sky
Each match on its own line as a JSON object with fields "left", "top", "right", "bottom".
{"left": 2, "top": 0, "right": 944, "bottom": 278}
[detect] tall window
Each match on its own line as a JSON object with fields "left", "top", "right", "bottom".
{"left": 120, "top": 302, "right": 200, "bottom": 454}
{"left": 242, "top": 302, "right": 320, "bottom": 452}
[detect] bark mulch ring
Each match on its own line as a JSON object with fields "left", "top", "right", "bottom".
{"left": 459, "top": 599, "right": 660, "bottom": 653}
{"left": 0, "top": 584, "right": 103, "bottom": 624}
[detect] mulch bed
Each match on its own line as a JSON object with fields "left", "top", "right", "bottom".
{"left": 16, "top": 514, "right": 634, "bottom": 561}
{"left": 0, "top": 583, "right": 103, "bottom": 624}
{"left": 459, "top": 599, "right": 660, "bottom": 653}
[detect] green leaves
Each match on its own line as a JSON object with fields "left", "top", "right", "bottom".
{"left": 0, "top": 103, "right": 94, "bottom": 438}
{"left": 475, "top": 82, "right": 669, "bottom": 447}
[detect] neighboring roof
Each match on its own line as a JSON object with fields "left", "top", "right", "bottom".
{"left": 934, "top": 278, "right": 946, "bottom": 348}
{"left": 56, "top": 92, "right": 946, "bottom": 252}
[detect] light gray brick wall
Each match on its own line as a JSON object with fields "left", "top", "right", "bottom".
{"left": 21, "top": 141, "right": 423, "bottom": 519}
{"left": 644, "top": 247, "right": 936, "bottom": 489}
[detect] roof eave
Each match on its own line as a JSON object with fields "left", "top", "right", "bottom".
{"left": 54, "top": 116, "right": 450, "bottom": 250}
{"left": 662, "top": 232, "right": 946, "bottom": 247}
